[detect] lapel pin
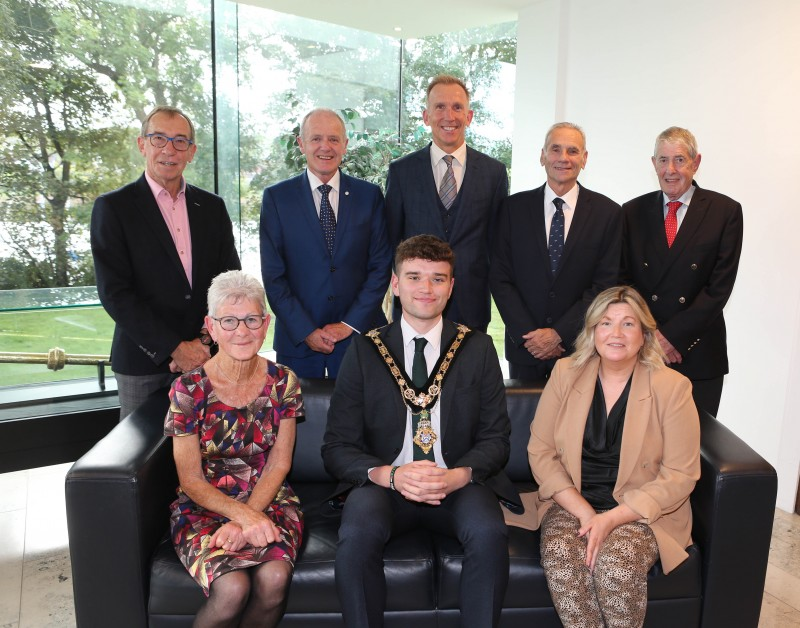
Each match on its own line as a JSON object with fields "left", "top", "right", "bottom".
{"left": 344, "top": 191, "right": 349, "bottom": 196}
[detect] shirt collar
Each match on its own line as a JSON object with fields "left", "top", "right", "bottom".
{"left": 544, "top": 181, "right": 580, "bottom": 210}
{"left": 662, "top": 183, "right": 696, "bottom": 208}
{"left": 400, "top": 315, "right": 443, "bottom": 355}
{"left": 429, "top": 141, "right": 468, "bottom": 168}
{"left": 144, "top": 171, "right": 186, "bottom": 199}
{"left": 307, "top": 169, "right": 341, "bottom": 193}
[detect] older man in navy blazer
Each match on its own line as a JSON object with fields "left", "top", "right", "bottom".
{"left": 385, "top": 74, "right": 508, "bottom": 332}
{"left": 490, "top": 123, "right": 622, "bottom": 380}
{"left": 91, "top": 106, "right": 241, "bottom": 419}
{"left": 622, "top": 127, "right": 743, "bottom": 416}
{"left": 260, "top": 108, "right": 392, "bottom": 378}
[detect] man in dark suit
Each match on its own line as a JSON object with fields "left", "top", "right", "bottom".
{"left": 622, "top": 127, "right": 743, "bottom": 416}
{"left": 91, "top": 105, "right": 241, "bottom": 419}
{"left": 385, "top": 74, "right": 508, "bottom": 332}
{"left": 260, "top": 108, "right": 392, "bottom": 378}
{"left": 322, "top": 235, "right": 518, "bottom": 628}
{"left": 490, "top": 122, "right": 621, "bottom": 379}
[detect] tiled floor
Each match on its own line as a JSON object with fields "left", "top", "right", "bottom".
{"left": 0, "top": 463, "right": 798, "bottom": 627}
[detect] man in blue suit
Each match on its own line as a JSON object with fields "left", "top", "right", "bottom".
{"left": 385, "top": 75, "right": 508, "bottom": 332}
{"left": 260, "top": 108, "right": 392, "bottom": 378}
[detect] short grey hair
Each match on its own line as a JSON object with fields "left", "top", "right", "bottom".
{"left": 543, "top": 122, "right": 586, "bottom": 151}
{"left": 654, "top": 126, "right": 698, "bottom": 160}
{"left": 299, "top": 108, "right": 346, "bottom": 141}
{"left": 140, "top": 105, "right": 196, "bottom": 142}
{"left": 207, "top": 271, "right": 266, "bottom": 317}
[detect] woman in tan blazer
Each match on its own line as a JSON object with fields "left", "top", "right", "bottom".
{"left": 528, "top": 285, "right": 700, "bottom": 628}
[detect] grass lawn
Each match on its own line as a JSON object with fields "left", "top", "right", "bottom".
{"left": 1, "top": 301, "right": 507, "bottom": 389}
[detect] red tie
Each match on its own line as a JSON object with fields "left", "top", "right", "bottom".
{"left": 665, "top": 201, "right": 681, "bottom": 247}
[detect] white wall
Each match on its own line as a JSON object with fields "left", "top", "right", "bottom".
{"left": 512, "top": 0, "right": 800, "bottom": 511}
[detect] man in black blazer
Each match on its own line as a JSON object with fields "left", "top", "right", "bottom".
{"left": 91, "top": 106, "right": 240, "bottom": 419}
{"left": 490, "top": 123, "right": 622, "bottom": 379}
{"left": 385, "top": 74, "right": 508, "bottom": 331}
{"left": 622, "top": 127, "right": 743, "bottom": 416}
{"left": 322, "top": 235, "right": 518, "bottom": 628}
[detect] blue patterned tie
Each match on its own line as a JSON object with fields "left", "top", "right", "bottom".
{"left": 438, "top": 155, "right": 457, "bottom": 209}
{"left": 318, "top": 184, "right": 336, "bottom": 255}
{"left": 548, "top": 197, "right": 565, "bottom": 274}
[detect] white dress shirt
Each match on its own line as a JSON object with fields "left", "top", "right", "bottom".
{"left": 544, "top": 182, "right": 580, "bottom": 244}
{"left": 429, "top": 142, "right": 468, "bottom": 194}
{"left": 662, "top": 184, "right": 696, "bottom": 230}
{"left": 306, "top": 169, "right": 342, "bottom": 219}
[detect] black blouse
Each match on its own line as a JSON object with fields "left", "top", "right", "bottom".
{"left": 580, "top": 375, "right": 633, "bottom": 511}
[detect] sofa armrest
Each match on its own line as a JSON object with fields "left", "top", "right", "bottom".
{"left": 691, "top": 410, "right": 777, "bottom": 628}
{"left": 66, "top": 388, "right": 176, "bottom": 628}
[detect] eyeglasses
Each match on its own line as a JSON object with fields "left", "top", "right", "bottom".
{"left": 212, "top": 315, "right": 267, "bottom": 331}
{"left": 144, "top": 133, "right": 195, "bottom": 151}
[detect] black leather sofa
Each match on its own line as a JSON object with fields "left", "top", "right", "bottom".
{"left": 66, "top": 379, "right": 777, "bottom": 627}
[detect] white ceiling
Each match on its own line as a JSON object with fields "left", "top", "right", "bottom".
{"left": 233, "top": 0, "right": 532, "bottom": 39}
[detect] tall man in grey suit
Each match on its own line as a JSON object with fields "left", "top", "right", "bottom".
{"left": 622, "top": 127, "right": 743, "bottom": 416}
{"left": 323, "top": 235, "right": 518, "bottom": 628}
{"left": 490, "top": 123, "right": 622, "bottom": 379}
{"left": 91, "top": 105, "right": 241, "bottom": 419}
{"left": 385, "top": 74, "right": 508, "bottom": 332}
{"left": 260, "top": 108, "right": 392, "bottom": 379}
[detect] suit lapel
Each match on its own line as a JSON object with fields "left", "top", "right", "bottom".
{"left": 381, "top": 323, "right": 413, "bottom": 424}
{"left": 528, "top": 185, "right": 551, "bottom": 271}
{"left": 333, "top": 172, "right": 352, "bottom": 258}
{"left": 185, "top": 185, "right": 206, "bottom": 290}
{"left": 616, "top": 363, "right": 652, "bottom": 489}
{"left": 556, "top": 183, "right": 590, "bottom": 279}
{"left": 437, "top": 320, "right": 459, "bottom": 437}
{"left": 562, "top": 359, "right": 598, "bottom": 485}
{"left": 136, "top": 176, "right": 190, "bottom": 289}
{"left": 667, "top": 184, "right": 709, "bottom": 259}
{"left": 295, "top": 172, "right": 329, "bottom": 257}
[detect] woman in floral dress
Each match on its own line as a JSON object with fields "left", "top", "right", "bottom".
{"left": 164, "top": 270, "right": 303, "bottom": 627}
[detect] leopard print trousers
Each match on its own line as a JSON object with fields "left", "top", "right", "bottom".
{"left": 540, "top": 503, "right": 659, "bottom": 628}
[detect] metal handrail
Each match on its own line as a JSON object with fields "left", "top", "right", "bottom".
{"left": 0, "top": 348, "right": 110, "bottom": 389}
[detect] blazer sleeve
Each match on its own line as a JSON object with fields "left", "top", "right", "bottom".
{"left": 527, "top": 358, "right": 579, "bottom": 499}
{"left": 340, "top": 187, "right": 392, "bottom": 332}
{"left": 660, "top": 200, "right": 743, "bottom": 351}
{"left": 384, "top": 161, "right": 404, "bottom": 250}
{"left": 259, "top": 186, "right": 318, "bottom": 346}
{"left": 622, "top": 374, "right": 700, "bottom": 523}
{"left": 321, "top": 337, "right": 389, "bottom": 484}
{"left": 489, "top": 195, "right": 537, "bottom": 344}
{"left": 553, "top": 199, "right": 622, "bottom": 347}
{"left": 449, "top": 335, "right": 511, "bottom": 482}
{"left": 91, "top": 194, "right": 183, "bottom": 364}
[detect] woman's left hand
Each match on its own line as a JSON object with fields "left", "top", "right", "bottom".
{"left": 210, "top": 521, "right": 246, "bottom": 552}
{"left": 578, "top": 512, "right": 618, "bottom": 573}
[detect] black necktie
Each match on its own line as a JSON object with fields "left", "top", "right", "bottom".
{"left": 412, "top": 337, "right": 428, "bottom": 388}
{"left": 411, "top": 337, "right": 434, "bottom": 461}
{"left": 318, "top": 184, "right": 336, "bottom": 255}
{"left": 548, "top": 197, "right": 565, "bottom": 274}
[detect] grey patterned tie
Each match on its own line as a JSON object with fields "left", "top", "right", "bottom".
{"left": 438, "top": 155, "right": 457, "bottom": 209}
{"left": 548, "top": 197, "right": 565, "bottom": 274}
{"left": 318, "top": 184, "right": 336, "bottom": 255}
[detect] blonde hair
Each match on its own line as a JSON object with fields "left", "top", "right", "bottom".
{"left": 572, "top": 286, "right": 666, "bottom": 370}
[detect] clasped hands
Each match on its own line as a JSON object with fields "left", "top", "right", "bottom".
{"left": 522, "top": 328, "right": 564, "bottom": 360}
{"left": 383, "top": 461, "right": 470, "bottom": 506}
{"left": 209, "top": 509, "right": 284, "bottom": 553}
{"left": 656, "top": 330, "right": 682, "bottom": 364}
{"left": 305, "top": 323, "right": 353, "bottom": 354}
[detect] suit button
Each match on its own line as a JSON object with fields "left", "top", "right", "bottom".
{"left": 679, "top": 297, "right": 686, "bottom": 304}
{"left": 549, "top": 292, "right": 556, "bottom": 298}
{"left": 691, "top": 263, "right": 698, "bottom": 270}
{"left": 651, "top": 295, "right": 658, "bottom": 302}
{"left": 330, "top": 267, "right": 336, "bottom": 272}
{"left": 185, "top": 294, "right": 191, "bottom": 300}
{"left": 328, "top": 296, "right": 335, "bottom": 301}
{"left": 643, "top": 262, "right": 649, "bottom": 268}
{"left": 546, "top": 317, "right": 553, "bottom": 324}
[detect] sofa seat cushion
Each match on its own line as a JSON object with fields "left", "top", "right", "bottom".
{"left": 436, "top": 527, "right": 702, "bottom": 610}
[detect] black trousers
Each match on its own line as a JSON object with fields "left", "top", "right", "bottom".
{"left": 335, "top": 483, "right": 509, "bottom": 628}
{"left": 690, "top": 375, "right": 724, "bottom": 418}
